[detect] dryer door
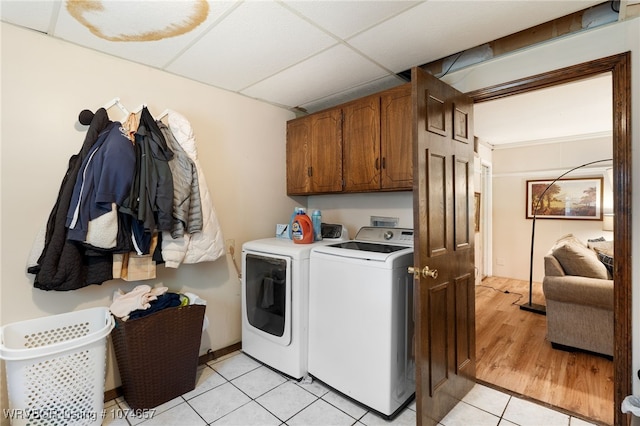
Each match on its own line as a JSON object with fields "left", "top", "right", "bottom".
{"left": 242, "top": 252, "right": 292, "bottom": 346}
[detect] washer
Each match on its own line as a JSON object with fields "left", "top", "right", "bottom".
{"left": 308, "top": 227, "right": 415, "bottom": 419}
{"left": 241, "top": 224, "right": 347, "bottom": 379}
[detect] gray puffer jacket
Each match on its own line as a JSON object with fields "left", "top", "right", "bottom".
{"left": 158, "top": 121, "right": 203, "bottom": 238}
{"left": 161, "top": 110, "right": 224, "bottom": 268}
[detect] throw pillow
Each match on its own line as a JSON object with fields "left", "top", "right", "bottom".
{"left": 597, "top": 251, "right": 614, "bottom": 276}
{"left": 588, "top": 236, "right": 606, "bottom": 242}
{"left": 589, "top": 240, "right": 614, "bottom": 256}
{"left": 552, "top": 241, "right": 609, "bottom": 280}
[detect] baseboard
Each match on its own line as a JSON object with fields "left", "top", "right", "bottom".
{"left": 199, "top": 342, "right": 243, "bottom": 364}
{"left": 104, "top": 341, "right": 243, "bottom": 402}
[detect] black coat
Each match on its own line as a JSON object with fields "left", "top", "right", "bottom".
{"left": 120, "top": 107, "right": 174, "bottom": 253}
{"left": 29, "top": 108, "right": 114, "bottom": 290}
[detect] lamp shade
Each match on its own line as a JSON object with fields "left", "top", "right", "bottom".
{"left": 603, "top": 213, "right": 614, "bottom": 231}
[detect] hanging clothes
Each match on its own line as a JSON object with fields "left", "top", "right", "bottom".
{"left": 120, "top": 107, "right": 174, "bottom": 254}
{"left": 122, "top": 112, "right": 139, "bottom": 143}
{"left": 65, "top": 121, "right": 136, "bottom": 243}
{"left": 157, "top": 120, "right": 203, "bottom": 239}
{"left": 160, "top": 110, "right": 224, "bottom": 268}
{"left": 28, "top": 108, "right": 114, "bottom": 290}
{"left": 28, "top": 104, "right": 223, "bottom": 288}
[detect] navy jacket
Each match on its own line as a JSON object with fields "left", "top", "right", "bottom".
{"left": 66, "top": 122, "right": 136, "bottom": 242}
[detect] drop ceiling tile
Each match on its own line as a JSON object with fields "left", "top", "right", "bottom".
{"left": 50, "top": 0, "right": 237, "bottom": 68}
{"left": 346, "top": 2, "right": 470, "bottom": 73}
{"left": 282, "top": 0, "right": 421, "bottom": 39}
{"left": 349, "top": 0, "right": 605, "bottom": 73}
{"left": 1, "top": 0, "right": 59, "bottom": 33}
{"left": 241, "top": 44, "right": 390, "bottom": 109}
{"left": 300, "top": 75, "right": 406, "bottom": 113}
{"left": 166, "top": 1, "right": 337, "bottom": 92}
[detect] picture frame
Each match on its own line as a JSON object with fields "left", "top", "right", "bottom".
{"left": 526, "top": 177, "right": 603, "bottom": 220}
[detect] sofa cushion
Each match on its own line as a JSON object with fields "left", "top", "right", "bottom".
{"left": 544, "top": 255, "right": 565, "bottom": 277}
{"left": 552, "top": 241, "right": 609, "bottom": 280}
{"left": 553, "top": 233, "right": 587, "bottom": 250}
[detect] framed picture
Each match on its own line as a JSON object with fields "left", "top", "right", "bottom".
{"left": 526, "top": 177, "right": 603, "bottom": 220}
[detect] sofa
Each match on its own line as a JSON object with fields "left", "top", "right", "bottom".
{"left": 542, "top": 234, "right": 614, "bottom": 357}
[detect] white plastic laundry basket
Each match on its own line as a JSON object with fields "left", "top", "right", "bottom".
{"left": 0, "top": 307, "right": 114, "bottom": 426}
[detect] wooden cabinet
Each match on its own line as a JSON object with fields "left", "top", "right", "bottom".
{"left": 286, "top": 108, "right": 343, "bottom": 195}
{"left": 286, "top": 83, "right": 411, "bottom": 195}
{"left": 380, "top": 84, "right": 412, "bottom": 190}
{"left": 343, "top": 84, "right": 412, "bottom": 192}
{"left": 342, "top": 95, "right": 381, "bottom": 192}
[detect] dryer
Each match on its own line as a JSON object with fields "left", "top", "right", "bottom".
{"left": 241, "top": 224, "right": 347, "bottom": 379}
{"left": 308, "top": 227, "right": 415, "bottom": 419}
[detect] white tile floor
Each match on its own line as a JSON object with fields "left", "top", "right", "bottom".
{"left": 103, "top": 351, "right": 598, "bottom": 426}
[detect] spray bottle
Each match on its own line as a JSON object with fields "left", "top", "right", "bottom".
{"left": 312, "top": 210, "right": 322, "bottom": 241}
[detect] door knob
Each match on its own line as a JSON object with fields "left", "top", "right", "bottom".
{"left": 408, "top": 266, "right": 438, "bottom": 279}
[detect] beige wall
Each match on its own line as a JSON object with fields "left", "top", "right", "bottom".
{"left": 308, "top": 192, "right": 413, "bottom": 238}
{"left": 492, "top": 136, "right": 613, "bottom": 282}
{"left": 0, "top": 22, "right": 298, "bottom": 414}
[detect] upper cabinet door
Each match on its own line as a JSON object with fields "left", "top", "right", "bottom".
{"left": 342, "top": 95, "right": 381, "bottom": 192}
{"left": 309, "top": 108, "right": 343, "bottom": 194}
{"left": 381, "top": 84, "right": 412, "bottom": 190}
{"left": 286, "top": 116, "right": 312, "bottom": 195}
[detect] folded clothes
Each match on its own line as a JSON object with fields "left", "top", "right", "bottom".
{"left": 109, "top": 284, "right": 169, "bottom": 319}
{"left": 128, "top": 292, "right": 182, "bottom": 320}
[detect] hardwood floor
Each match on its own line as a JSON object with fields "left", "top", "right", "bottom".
{"left": 476, "top": 276, "right": 614, "bottom": 425}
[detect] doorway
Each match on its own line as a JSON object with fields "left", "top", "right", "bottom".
{"left": 466, "top": 53, "right": 631, "bottom": 426}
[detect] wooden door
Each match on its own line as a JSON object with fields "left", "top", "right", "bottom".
{"left": 412, "top": 67, "right": 476, "bottom": 426}
{"left": 309, "top": 108, "right": 343, "bottom": 193}
{"left": 381, "top": 84, "right": 412, "bottom": 190}
{"left": 342, "top": 96, "right": 380, "bottom": 192}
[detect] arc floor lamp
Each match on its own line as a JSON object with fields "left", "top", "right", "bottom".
{"left": 520, "top": 158, "right": 613, "bottom": 315}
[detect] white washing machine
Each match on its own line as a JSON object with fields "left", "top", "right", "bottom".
{"left": 241, "top": 224, "right": 347, "bottom": 379}
{"left": 308, "top": 226, "right": 415, "bottom": 419}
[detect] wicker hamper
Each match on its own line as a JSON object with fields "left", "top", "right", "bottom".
{"left": 110, "top": 304, "right": 206, "bottom": 410}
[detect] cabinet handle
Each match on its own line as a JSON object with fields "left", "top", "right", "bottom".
{"left": 308, "top": 166, "right": 313, "bottom": 177}
{"left": 375, "top": 158, "right": 380, "bottom": 170}
{"left": 382, "top": 157, "right": 386, "bottom": 169}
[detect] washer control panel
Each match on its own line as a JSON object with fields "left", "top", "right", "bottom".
{"left": 354, "top": 227, "right": 414, "bottom": 246}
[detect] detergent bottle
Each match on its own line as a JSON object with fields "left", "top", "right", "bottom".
{"left": 292, "top": 208, "right": 313, "bottom": 244}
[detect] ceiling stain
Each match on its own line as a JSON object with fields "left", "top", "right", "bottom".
{"left": 66, "top": 0, "right": 209, "bottom": 42}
